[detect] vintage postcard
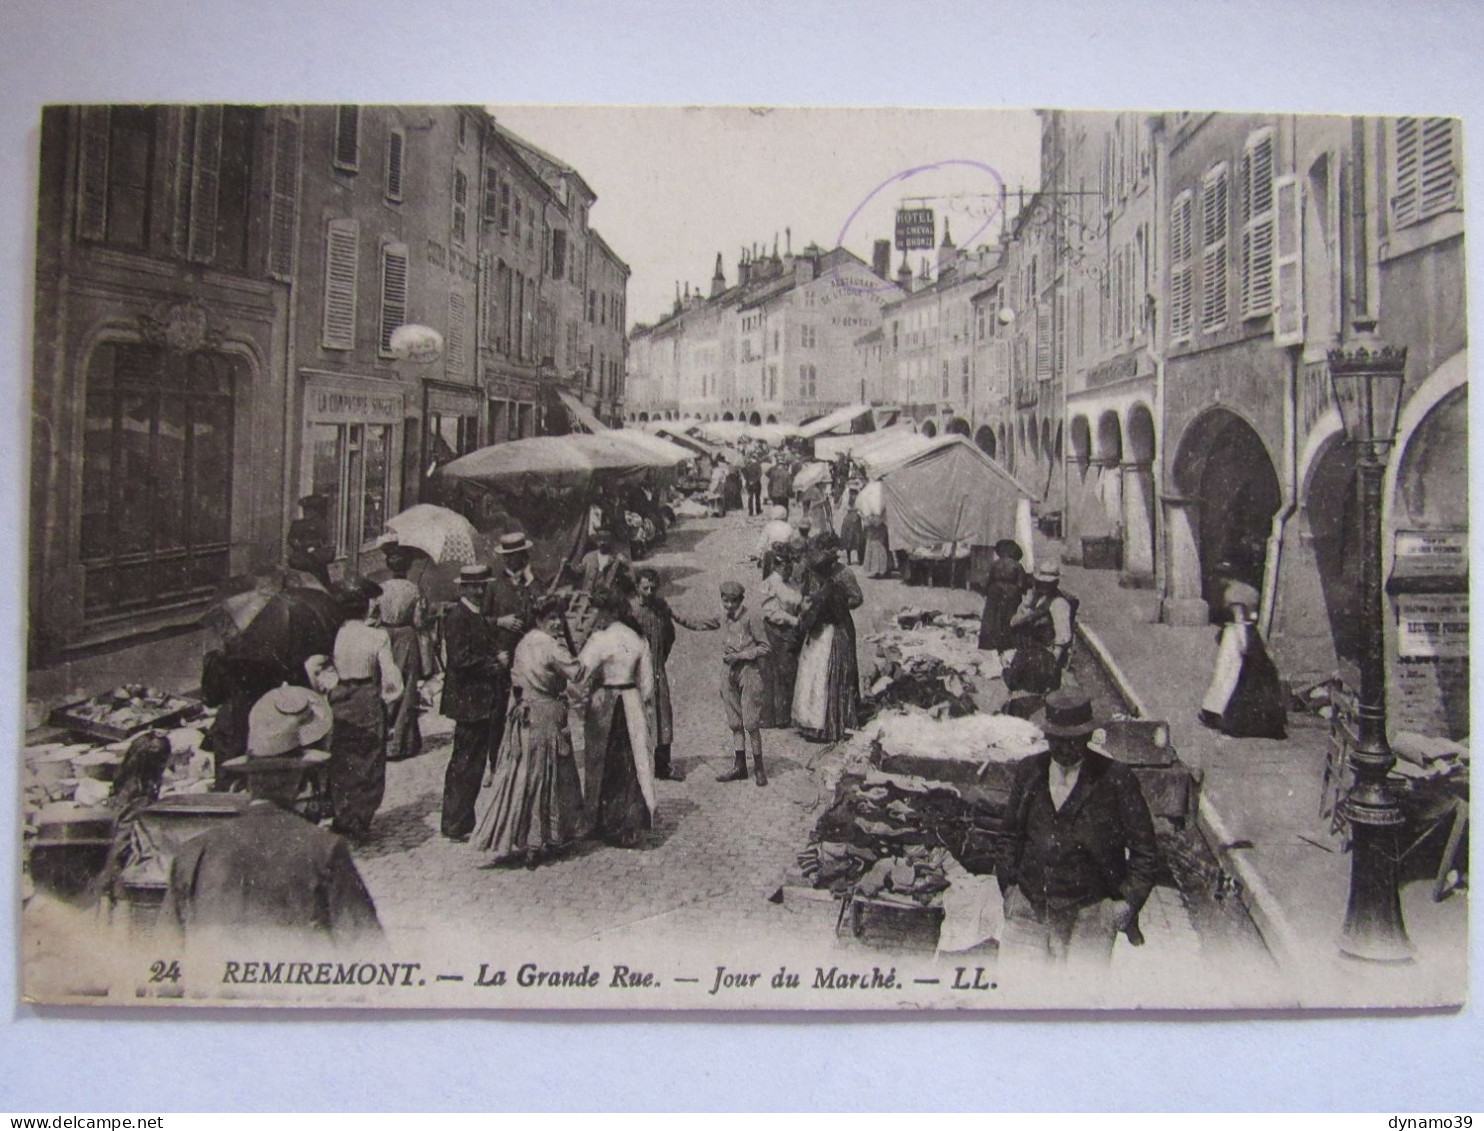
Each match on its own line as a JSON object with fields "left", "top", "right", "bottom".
{"left": 19, "top": 105, "right": 1468, "bottom": 1010}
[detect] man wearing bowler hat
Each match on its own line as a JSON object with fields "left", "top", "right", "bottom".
{"left": 161, "top": 685, "right": 382, "bottom": 943}
{"left": 440, "top": 564, "right": 508, "bottom": 841}
{"left": 996, "top": 689, "right": 1158, "bottom": 966}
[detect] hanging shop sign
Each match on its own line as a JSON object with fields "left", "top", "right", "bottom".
{"left": 389, "top": 324, "right": 445, "bottom": 364}
{"left": 895, "top": 207, "right": 936, "bottom": 251}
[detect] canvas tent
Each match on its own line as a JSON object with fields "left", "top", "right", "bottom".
{"left": 555, "top": 390, "right": 609, "bottom": 433}
{"left": 813, "top": 421, "right": 917, "bottom": 462}
{"left": 798, "top": 403, "right": 875, "bottom": 439}
{"left": 868, "top": 434, "right": 1036, "bottom": 559}
{"left": 851, "top": 429, "right": 938, "bottom": 475}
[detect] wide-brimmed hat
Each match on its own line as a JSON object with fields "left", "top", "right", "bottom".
{"left": 458, "top": 564, "right": 493, "bottom": 585}
{"left": 496, "top": 531, "right": 534, "bottom": 555}
{"left": 222, "top": 685, "right": 333, "bottom": 771}
{"left": 1041, "top": 689, "right": 1097, "bottom": 738}
{"left": 1033, "top": 561, "right": 1062, "bottom": 584}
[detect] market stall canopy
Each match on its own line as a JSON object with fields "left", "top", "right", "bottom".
{"left": 798, "top": 403, "right": 875, "bottom": 439}
{"left": 438, "top": 433, "right": 666, "bottom": 493}
{"left": 375, "top": 503, "right": 479, "bottom": 565}
{"left": 651, "top": 424, "right": 724, "bottom": 460}
{"left": 873, "top": 434, "right": 1036, "bottom": 553}
{"left": 555, "top": 389, "right": 609, "bottom": 434}
{"left": 792, "top": 461, "right": 833, "bottom": 492}
{"left": 814, "top": 421, "right": 918, "bottom": 462}
{"left": 609, "top": 428, "right": 695, "bottom": 466}
{"left": 744, "top": 422, "right": 804, "bottom": 444}
{"left": 852, "top": 429, "right": 938, "bottom": 475}
{"left": 693, "top": 420, "right": 753, "bottom": 444}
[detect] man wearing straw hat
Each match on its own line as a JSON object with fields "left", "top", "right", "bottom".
{"left": 996, "top": 689, "right": 1157, "bottom": 966}
{"left": 161, "top": 685, "right": 382, "bottom": 943}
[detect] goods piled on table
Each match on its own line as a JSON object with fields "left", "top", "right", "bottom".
{"left": 861, "top": 606, "right": 1005, "bottom": 718}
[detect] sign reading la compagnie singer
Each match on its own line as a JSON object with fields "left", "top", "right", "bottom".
{"left": 895, "top": 207, "right": 936, "bottom": 250}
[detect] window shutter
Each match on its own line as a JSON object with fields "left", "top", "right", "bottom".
{"left": 1240, "top": 129, "right": 1276, "bottom": 319}
{"left": 187, "top": 105, "right": 223, "bottom": 263}
{"left": 447, "top": 291, "right": 467, "bottom": 374}
{"left": 76, "top": 106, "right": 112, "bottom": 241}
{"left": 267, "top": 111, "right": 301, "bottom": 281}
{"left": 321, "top": 218, "right": 359, "bottom": 349}
{"left": 1273, "top": 174, "right": 1304, "bottom": 346}
{"left": 482, "top": 166, "right": 499, "bottom": 221}
{"left": 1200, "top": 165, "right": 1229, "bottom": 332}
{"left": 385, "top": 129, "right": 404, "bottom": 202}
{"left": 452, "top": 169, "right": 468, "bottom": 245}
{"left": 477, "top": 251, "right": 490, "bottom": 350}
{"left": 378, "top": 241, "right": 409, "bottom": 355}
{"left": 1393, "top": 117, "right": 1459, "bottom": 227}
{"left": 1055, "top": 288, "right": 1067, "bottom": 375}
{"left": 1169, "top": 190, "right": 1194, "bottom": 343}
{"left": 499, "top": 182, "right": 510, "bottom": 233}
{"left": 1035, "top": 304, "right": 1052, "bottom": 381}
{"left": 333, "top": 106, "right": 360, "bottom": 170}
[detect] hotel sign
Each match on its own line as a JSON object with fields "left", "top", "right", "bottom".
{"left": 895, "top": 207, "right": 936, "bottom": 251}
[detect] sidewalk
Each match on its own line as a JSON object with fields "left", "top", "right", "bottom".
{"left": 1060, "top": 556, "right": 1468, "bottom": 1006}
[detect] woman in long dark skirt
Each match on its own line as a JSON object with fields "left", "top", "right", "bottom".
{"left": 576, "top": 594, "right": 657, "bottom": 847}
{"left": 792, "top": 541, "right": 863, "bottom": 742}
{"left": 324, "top": 580, "right": 403, "bottom": 842}
{"left": 1200, "top": 601, "right": 1287, "bottom": 739}
{"left": 978, "top": 539, "right": 1028, "bottom": 652}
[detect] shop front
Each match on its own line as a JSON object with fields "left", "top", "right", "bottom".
{"left": 298, "top": 371, "right": 406, "bottom": 568}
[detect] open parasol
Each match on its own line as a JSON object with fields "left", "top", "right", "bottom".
{"left": 378, "top": 503, "right": 479, "bottom": 565}
{"left": 204, "top": 577, "right": 343, "bottom": 677}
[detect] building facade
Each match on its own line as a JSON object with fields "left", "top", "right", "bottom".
{"left": 29, "top": 103, "right": 629, "bottom": 667}
{"left": 31, "top": 104, "right": 292, "bottom": 664}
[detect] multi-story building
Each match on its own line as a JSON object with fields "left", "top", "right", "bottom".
{"left": 30, "top": 104, "right": 293, "bottom": 665}
{"left": 1054, "top": 109, "right": 1161, "bottom": 585}
{"left": 626, "top": 241, "right": 898, "bottom": 424}
{"left": 1153, "top": 111, "right": 1467, "bottom": 741}
{"left": 876, "top": 226, "right": 999, "bottom": 437}
{"left": 967, "top": 267, "right": 1011, "bottom": 458}
{"left": 28, "top": 103, "right": 628, "bottom": 671}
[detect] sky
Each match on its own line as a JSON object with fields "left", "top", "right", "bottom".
{"left": 491, "top": 106, "right": 1043, "bottom": 328}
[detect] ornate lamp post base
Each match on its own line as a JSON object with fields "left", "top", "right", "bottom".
{"left": 1339, "top": 791, "right": 1415, "bottom": 964}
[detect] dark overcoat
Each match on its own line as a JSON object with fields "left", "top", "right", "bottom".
{"left": 441, "top": 600, "right": 502, "bottom": 721}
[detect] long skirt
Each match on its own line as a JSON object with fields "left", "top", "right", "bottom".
{"left": 596, "top": 696, "right": 652, "bottom": 846}
{"left": 793, "top": 622, "right": 859, "bottom": 741}
{"left": 327, "top": 679, "right": 386, "bottom": 839}
{"left": 1202, "top": 624, "right": 1287, "bottom": 739}
{"left": 862, "top": 522, "right": 892, "bottom": 577}
{"left": 977, "top": 583, "right": 1022, "bottom": 652}
{"left": 840, "top": 511, "right": 865, "bottom": 563}
{"left": 472, "top": 694, "right": 585, "bottom": 864}
{"left": 385, "top": 624, "right": 423, "bottom": 761}
{"left": 761, "top": 621, "right": 799, "bottom": 728}
{"left": 651, "top": 656, "right": 675, "bottom": 748}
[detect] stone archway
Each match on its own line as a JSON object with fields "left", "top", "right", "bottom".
{"left": 748, "top": 411, "right": 761, "bottom": 426}
{"left": 947, "top": 416, "right": 971, "bottom": 437}
{"left": 1095, "top": 410, "right": 1125, "bottom": 557}
{"left": 975, "top": 424, "right": 995, "bottom": 458}
{"left": 637, "top": 412, "right": 650, "bottom": 423}
{"left": 722, "top": 411, "right": 734, "bottom": 422}
{"left": 766, "top": 414, "right": 778, "bottom": 424}
{"left": 1121, "top": 403, "right": 1157, "bottom": 586}
{"left": 1165, "top": 407, "right": 1282, "bottom": 624}
{"left": 921, "top": 419, "right": 938, "bottom": 438}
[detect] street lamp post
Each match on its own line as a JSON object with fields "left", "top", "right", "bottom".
{"left": 1327, "top": 321, "right": 1413, "bottom": 964}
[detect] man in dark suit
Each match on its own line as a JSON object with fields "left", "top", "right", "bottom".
{"left": 997, "top": 689, "right": 1159, "bottom": 966}
{"left": 162, "top": 685, "right": 381, "bottom": 945}
{"left": 439, "top": 564, "right": 507, "bottom": 841}
{"left": 484, "top": 530, "right": 545, "bottom": 651}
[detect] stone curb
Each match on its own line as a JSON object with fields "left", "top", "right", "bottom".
{"left": 1075, "top": 619, "right": 1292, "bottom": 967}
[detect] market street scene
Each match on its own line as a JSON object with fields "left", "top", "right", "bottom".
{"left": 19, "top": 105, "right": 1468, "bottom": 1010}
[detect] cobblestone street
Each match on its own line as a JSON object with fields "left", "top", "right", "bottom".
{"left": 351, "top": 511, "right": 1209, "bottom": 966}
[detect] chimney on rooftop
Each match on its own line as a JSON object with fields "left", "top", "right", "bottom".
{"left": 710, "top": 252, "right": 726, "bottom": 298}
{"left": 872, "top": 239, "right": 891, "bottom": 281}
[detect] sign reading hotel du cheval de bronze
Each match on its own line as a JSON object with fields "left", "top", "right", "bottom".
{"left": 20, "top": 103, "right": 1468, "bottom": 1012}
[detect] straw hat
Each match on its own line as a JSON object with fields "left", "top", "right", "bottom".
{"left": 458, "top": 564, "right": 493, "bottom": 585}
{"left": 496, "top": 531, "right": 534, "bottom": 555}
{"left": 220, "top": 685, "right": 333, "bottom": 772}
{"left": 1033, "top": 561, "right": 1062, "bottom": 584}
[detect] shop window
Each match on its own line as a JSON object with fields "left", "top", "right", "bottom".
{"left": 308, "top": 421, "right": 395, "bottom": 556}
{"left": 333, "top": 106, "right": 360, "bottom": 171}
{"left": 80, "top": 343, "right": 238, "bottom": 620}
{"left": 427, "top": 411, "right": 479, "bottom": 465}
